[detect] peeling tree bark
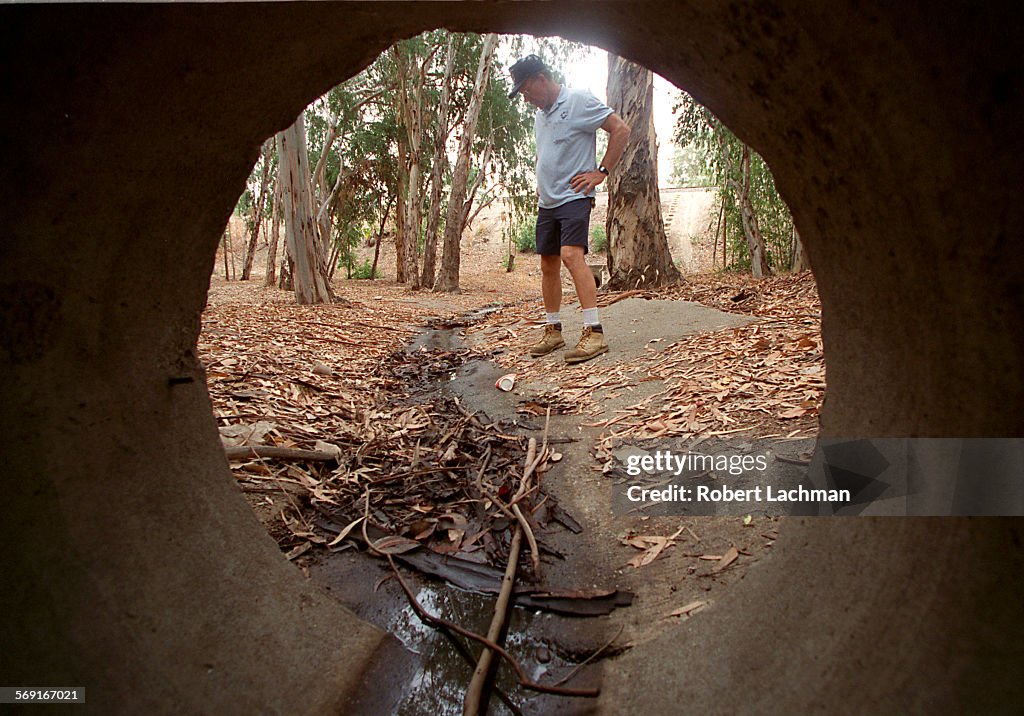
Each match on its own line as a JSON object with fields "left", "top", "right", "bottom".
{"left": 434, "top": 33, "right": 498, "bottom": 293}
{"left": 395, "top": 45, "right": 427, "bottom": 289}
{"left": 605, "top": 55, "right": 681, "bottom": 290}
{"left": 277, "top": 114, "right": 333, "bottom": 304}
{"left": 791, "top": 226, "right": 810, "bottom": 272}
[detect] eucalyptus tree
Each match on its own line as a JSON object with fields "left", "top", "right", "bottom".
{"left": 420, "top": 33, "right": 459, "bottom": 287}
{"left": 265, "top": 174, "right": 281, "bottom": 287}
{"left": 434, "top": 33, "right": 499, "bottom": 292}
{"left": 276, "top": 113, "right": 333, "bottom": 304}
{"left": 605, "top": 54, "right": 681, "bottom": 289}
{"left": 243, "top": 31, "right": 537, "bottom": 295}
{"left": 674, "top": 91, "right": 795, "bottom": 275}
{"left": 240, "top": 138, "right": 274, "bottom": 281}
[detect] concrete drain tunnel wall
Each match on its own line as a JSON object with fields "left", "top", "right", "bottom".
{"left": 2, "top": 3, "right": 1022, "bottom": 713}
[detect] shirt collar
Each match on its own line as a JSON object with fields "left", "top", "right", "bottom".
{"left": 543, "top": 85, "right": 569, "bottom": 116}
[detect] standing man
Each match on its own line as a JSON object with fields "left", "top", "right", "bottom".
{"left": 508, "top": 55, "right": 631, "bottom": 364}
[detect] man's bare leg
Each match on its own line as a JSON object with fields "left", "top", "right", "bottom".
{"left": 540, "top": 254, "right": 563, "bottom": 313}
{"left": 560, "top": 245, "right": 597, "bottom": 310}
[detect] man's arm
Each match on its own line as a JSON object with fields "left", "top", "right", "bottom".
{"left": 569, "top": 113, "right": 631, "bottom": 195}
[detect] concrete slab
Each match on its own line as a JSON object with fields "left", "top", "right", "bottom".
{"left": 547, "top": 297, "right": 755, "bottom": 365}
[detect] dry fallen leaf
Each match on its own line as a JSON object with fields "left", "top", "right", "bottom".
{"left": 667, "top": 600, "right": 707, "bottom": 618}
{"left": 712, "top": 546, "right": 739, "bottom": 573}
{"left": 327, "top": 515, "right": 366, "bottom": 547}
{"left": 370, "top": 535, "right": 421, "bottom": 555}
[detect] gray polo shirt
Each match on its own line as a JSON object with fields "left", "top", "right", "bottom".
{"left": 535, "top": 86, "right": 614, "bottom": 209}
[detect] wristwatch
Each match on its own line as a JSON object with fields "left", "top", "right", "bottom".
{"left": 598, "top": 165, "right": 609, "bottom": 175}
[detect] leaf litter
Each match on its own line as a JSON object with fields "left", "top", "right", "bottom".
{"left": 199, "top": 281, "right": 632, "bottom": 614}
{"left": 200, "top": 273, "right": 819, "bottom": 618}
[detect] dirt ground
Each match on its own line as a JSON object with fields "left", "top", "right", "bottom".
{"left": 206, "top": 189, "right": 821, "bottom": 714}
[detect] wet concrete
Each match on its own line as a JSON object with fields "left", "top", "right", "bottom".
{"left": 308, "top": 547, "right": 582, "bottom": 716}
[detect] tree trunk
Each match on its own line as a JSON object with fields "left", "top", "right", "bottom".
{"left": 791, "top": 226, "right": 810, "bottom": 271}
{"left": 737, "top": 145, "right": 770, "bottom": 278}
{"left": 370, "top": 197, "right": 392, "bottom": 281}
{"left": 222, "top": 225, "right": 231, "bottom": 280}
{"left": 720, "top": 136, "right": 770, "bottom": 278}
{"left": 462, "top": 139, "right": 492, "bottom": 223}
{"left": 421, "top": 34, "right": 458, "bottom": 287}
{"left": 394, "top": 45, "right": 428, "bottom": 289}
{"left": 505, "top": 212, "right": 516, "bottom": 273}
{"left": 711, "top": 196, "right": 725, "bottom": 268}
{"left": 605, "top": 55, "right": 681, "bottom": 290}
{"left": 394, "top": 167, "right": 408, "bottom": 283}
{"left": 242, "top": 140, "right": 272, "bottom": 280}
{"left": 434, "top": 33, "right": 498, "bottom": 293}
{"left": 277, "top": 114, "right": 333, "bottom": 304}
{"left": 265, "top": 172, "right": 281, "bottom": 287}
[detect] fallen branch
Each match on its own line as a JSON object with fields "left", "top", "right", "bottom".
{"left": 510, "top": 438, "right": 541, "bottom": 576}
{"left": 464, "top": 520, "right": 524, "bottom": 715}
{"left": 464, "top": 429, "right": 546, "bottom": 714}
{"left": 224, "top": 446, "right": 337, "bottom": 462}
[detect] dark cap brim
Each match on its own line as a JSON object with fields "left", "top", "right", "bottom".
{"left": 508, "top": 81, "right": 525, "bottom": 99}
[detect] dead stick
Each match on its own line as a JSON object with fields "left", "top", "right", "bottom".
{"left": 512, "top": 438, "right": 541, "bottom": 575}
{"left": 467, "top": 435, "right": 541, "bottom": 712}
{"left": 387, "top": 557, "right": 598, "bottom": 698}
{"left": 463, "top": 525, "right": 524, "bottom": 715}
{"left": 510, "top": 503, "right": 540, "bottom": 575}
{"left": 224, "top": 446, "right": 339, "bottom": 462}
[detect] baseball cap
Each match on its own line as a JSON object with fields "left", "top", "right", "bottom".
{"left": 508, "top": 55, "right": 547, "bottom": 99}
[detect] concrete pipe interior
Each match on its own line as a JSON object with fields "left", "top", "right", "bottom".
{"left": 2, "top": 2, "right": 1022, "bottom": 713}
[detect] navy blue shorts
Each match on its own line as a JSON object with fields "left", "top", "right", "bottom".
{"left": 535, "top": 198, "right": 594, "bottom": 256}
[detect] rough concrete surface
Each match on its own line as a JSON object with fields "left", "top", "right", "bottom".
{"left": 551, "top": 297, "right": 755, "bottom": 364}
{"left": 2, "top": 2, "right": 1022, "bottom": 714}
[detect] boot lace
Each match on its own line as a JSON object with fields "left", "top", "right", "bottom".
{"left": 576, "top": 326, "right": 594, "bottom": 349}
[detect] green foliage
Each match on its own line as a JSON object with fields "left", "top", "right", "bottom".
{"left": 509, "top": 219, "right": 535, "bottom": 253}
{"left": 589, "top": 224, "right": 607, "bottom": 253}
{"left": 673, "top": 91, "right": 795, "bottom": 271}
{"left": 670, "top": 144, "right": 711, "bottom": 188}
{"left": 235, "top": 188, "right": 253, "bottom": 217}
{"left": 349, "top": 258, "right": 379, "bottom": 280}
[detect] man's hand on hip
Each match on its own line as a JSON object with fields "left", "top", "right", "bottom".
{"left": 570, "top": 171, "right": 606, "bottom": 195}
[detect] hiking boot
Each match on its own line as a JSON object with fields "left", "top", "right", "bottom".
{"left": 529, "top": 324, "right": 565, "bottom": 356}
{"left": 564, "top": 326, "right": 609, "bottom": 364}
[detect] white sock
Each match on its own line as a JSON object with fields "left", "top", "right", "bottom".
{"left": 582, "top": 307, "right": 600, "bottom": 327}
{"left": 546, "top": 312, "right": 562, "bottom": 325}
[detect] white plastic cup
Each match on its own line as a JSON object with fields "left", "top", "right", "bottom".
{"left": 495, "top": 373, "right": 516, "bottom": 391}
